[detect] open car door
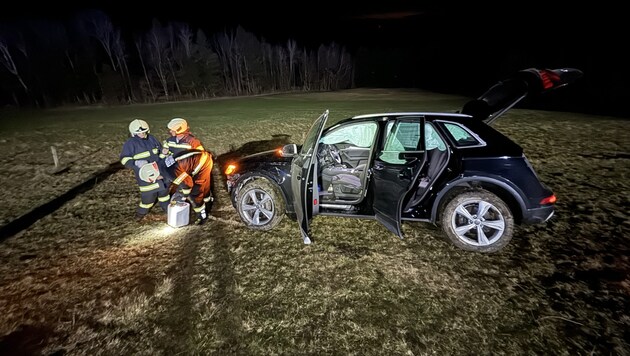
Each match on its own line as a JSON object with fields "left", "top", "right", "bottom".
{"left": 461, "top": 68, "right": 583, "bottom": 124}
{"left": 372, "top": 116, "right": 426, "bottom": 237}
{"left": 290, "top": 110, "right": 329, "bottom": 244}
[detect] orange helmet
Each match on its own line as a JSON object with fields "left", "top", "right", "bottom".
{"left": 167, "top": 118, "right": 188, "bottom": 134}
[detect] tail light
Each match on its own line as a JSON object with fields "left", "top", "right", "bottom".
{"left": 540, "top": 194, "right": 557, "bottom": 205}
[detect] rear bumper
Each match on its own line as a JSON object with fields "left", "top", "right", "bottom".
{"left": 522, "top": 205, "right": 554, "bottom": 224}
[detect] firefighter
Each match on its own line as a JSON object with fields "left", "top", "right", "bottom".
{"left": 156, "top": 149, "right": 214, "bottom": 225}
{"left": 160, "top": 118, "right": 205, "bottom": 159}
{"left": 120, "top": 119, "right": 170, "bottom": 221}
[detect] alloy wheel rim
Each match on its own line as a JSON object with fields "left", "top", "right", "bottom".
{"left": 241, "top": 188, "right": 275, "bottom": 225}
{"left": 450, "top": 199, "right": 505, "bottom": 246}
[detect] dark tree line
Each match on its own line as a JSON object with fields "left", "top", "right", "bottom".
{"left": 0, "top": 10, "right": 354, "bottom": 108}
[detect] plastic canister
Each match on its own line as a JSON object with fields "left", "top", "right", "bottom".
{"left": 168, "top": 202, "right": 190, "bottom": 227}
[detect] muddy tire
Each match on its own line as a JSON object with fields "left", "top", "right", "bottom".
{"left": 236, "top": 179, "right": 285, "bottom": 230}
{"left": 441, "top": 190, "right": 514, "bottom": 253}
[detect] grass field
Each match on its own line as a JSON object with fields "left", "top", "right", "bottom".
{"left": 0, "top": 89, "right": 628, "bottom": 355}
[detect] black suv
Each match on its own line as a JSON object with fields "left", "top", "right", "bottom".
{"left": 224, "top": 68, "right": 582, "bottom": 252}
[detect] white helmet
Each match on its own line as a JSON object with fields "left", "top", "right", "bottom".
{"left": 139, "top": 162, "right": 160, "bottom": 183}
{"left": 129, "top": 119, "right": 150, "bottom": 136}
{"left": 167, "top": 118, "right": 188, "bottom": 135}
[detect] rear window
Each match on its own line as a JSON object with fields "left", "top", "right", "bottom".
{"left": 442, "top": 122, "right": 485, "bottom": 147}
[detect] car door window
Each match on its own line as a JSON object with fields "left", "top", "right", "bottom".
{"left": 426, "top": 123, "right": 447, "bottom": 151}
{"left": 379, "top": 121, "right": 421, "bottom": 164}
{"left": 442, "top": 122, "right": 484, "bottom": 147}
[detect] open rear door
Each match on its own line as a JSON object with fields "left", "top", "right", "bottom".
{"left": 372, "top": 117, "right": 426, "bottom": 237}
{"left": 290, "top": 110, "right": 329, "bottom": 244}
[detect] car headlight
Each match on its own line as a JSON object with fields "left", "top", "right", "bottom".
{"left": 224, "top": 163, "right": 237, "bottom": 175}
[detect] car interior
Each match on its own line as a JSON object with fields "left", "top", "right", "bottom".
{"left": 317, "top": 122, "right": 377, "bottom": 205}
{"left": 316, "top": 120, "right": 449, "bottom": 211}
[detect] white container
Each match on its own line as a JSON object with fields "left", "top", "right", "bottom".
{"left": 168, "top": 202, "right": 190, "bottom": 227}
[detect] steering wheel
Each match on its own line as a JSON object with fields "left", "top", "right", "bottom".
{"left": 328, "top": 145, "right": 342, "bottom": 164}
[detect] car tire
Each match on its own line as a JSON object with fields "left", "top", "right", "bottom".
{"left": 440, "top": 190, "right": 514, "bottom": 253}
{"left": 236, "top": 179, "right": 285, "bottom": 230}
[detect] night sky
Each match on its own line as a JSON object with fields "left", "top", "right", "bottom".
{"left": 1, "top": 2, "right": 627, "bottom": 117}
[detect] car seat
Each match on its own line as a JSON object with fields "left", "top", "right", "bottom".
{"left": 321, "top": 164, "right": 365, "bottom": 201}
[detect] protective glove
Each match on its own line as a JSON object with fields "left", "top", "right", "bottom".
{"left": 170, "top": 192, "right": 187, "bottom": 205}
{"left": 134, "top": 159, "right": 148, "bottom": 168}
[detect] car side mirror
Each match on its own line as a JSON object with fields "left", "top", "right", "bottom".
{"left": 280, "top": 144, "right": 298, "bottom": 157}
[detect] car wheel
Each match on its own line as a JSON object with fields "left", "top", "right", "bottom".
{"left": 236, "top": 179, "right": 285, "bottom": 230}
{"left": 441, "top": 190, "right": 514, "bottom": 253}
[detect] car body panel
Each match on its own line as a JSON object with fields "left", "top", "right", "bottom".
{"left": 224, "top": 68, "right": 582, "bottom": 251}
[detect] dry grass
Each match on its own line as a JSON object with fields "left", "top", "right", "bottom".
{"left": 0, "top": 89, "right": 628, "bottom": 355}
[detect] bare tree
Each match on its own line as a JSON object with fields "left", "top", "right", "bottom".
{"left": 164, "top": 23, "right": 182, "bottom": 96}
{"left": 300, "top": 47, "right": 316, "bottom": 91}
{"left": 81, "top": 10, "right": 118, "bottom": 71}
{"left": 0, "top": 37, "right": 28, "bottom": 92}
{"left": 287, "top": 39, "right": 297, "bottom": 89}
{"left": 212, "top": 30, "right": 240, "bottom": 94}
{"left": 134, "top": 36, "right": 156, "bottom": 101}
{"left": 317, "top": 42, "right": 353, "bottom": 90}
{"left": 146, "top": 20, "right": 170, "bottom": 99}
{"left": 175, "top": 23, "right": 193, "bottom": 58}
{"left": 112, "top": 32, "right": 135, "bottom": 102}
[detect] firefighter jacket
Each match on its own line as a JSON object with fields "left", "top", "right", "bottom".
{"left": 160, "top": 150, "right": 213, "bottom": 203}
{"left": 120, "top": 134, "right": 162, "bottom": 187}
{"left": 160, "top": 133, "right": 204, "bottom": 159}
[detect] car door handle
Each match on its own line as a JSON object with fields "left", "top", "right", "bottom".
{"left": 373, "top": 164, "right": 385, "bottom": 171}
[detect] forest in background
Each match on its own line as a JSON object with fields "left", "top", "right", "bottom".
{"left": 1, "top": 6, "right": 628, "bottom": 119}
{"left": 0, "top": 10, "right": 354, "bottom": 108}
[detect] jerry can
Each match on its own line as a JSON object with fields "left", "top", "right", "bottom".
{"left": 168, "top": 202, "right": 190, "bottom": 227}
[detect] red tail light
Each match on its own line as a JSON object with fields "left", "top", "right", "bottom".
{"left": 540, "top": 194, "right": 557, "bottom": 205}
{"left": 539, "top": 70, "right": 561, "bottom": 90}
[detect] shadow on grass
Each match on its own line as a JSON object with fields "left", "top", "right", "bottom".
{"left": 0, "top": 161, "right": 123, "bottom": 241}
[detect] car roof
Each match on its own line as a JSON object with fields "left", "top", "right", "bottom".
{"left": 351, "top": 112, "right": 471, "bottom": 120}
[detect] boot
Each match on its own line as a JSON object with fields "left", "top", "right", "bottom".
{"left": 194, "top": 209, "right": 207, "bottom": 225}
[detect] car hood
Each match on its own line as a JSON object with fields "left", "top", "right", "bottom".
{"left": 237, "top": 148, "right": 292, "bottom": 164}
{"left": 461, "top": 68, "right": 583, "bottom": 124}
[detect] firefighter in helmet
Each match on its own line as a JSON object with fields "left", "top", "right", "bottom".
{"left": 159, "top": 149, "right": 214, "bottom": 225}
{"left": 160, "top": 118, "right": 205, "bottom": 159}
{"left": 120, "top": 119, "right": 170, "bottom": 221}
